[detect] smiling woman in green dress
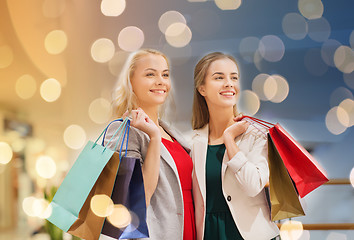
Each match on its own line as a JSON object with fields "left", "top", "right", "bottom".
{"left": 190, "top": 52, "right": 279, "bottom": 240}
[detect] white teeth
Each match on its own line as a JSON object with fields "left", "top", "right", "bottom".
{"left": 220, "top": 92, "right": 234, "bottom": 96}
{"left": 151, "top": 90, "right": 165, "bottom": 94}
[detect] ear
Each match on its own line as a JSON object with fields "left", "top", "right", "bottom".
{"left": 198, "top": 85, "right": 206, "bottom": 96}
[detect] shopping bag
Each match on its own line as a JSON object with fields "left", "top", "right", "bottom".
{"left": 267, "top": 135, "right": 305, "bottom": 221}
{"left": 100, "top": 119, "right": 149, "bottom": 239}
{"left": 47, "top": 118, "right": 130, "bottom": 240}
{"left": 242, "top": 116, "right": 329, "bottom": 198}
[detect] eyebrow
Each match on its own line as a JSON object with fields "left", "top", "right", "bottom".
{"left": 144, "top": 68, "right": 169, "bottom": 72}
{"left": 212, "top": 72, "right": 238, "bottom": 76}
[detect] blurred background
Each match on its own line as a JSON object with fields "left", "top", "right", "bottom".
{"left": 0, "top": 0, "right": 353, "bottom": 239}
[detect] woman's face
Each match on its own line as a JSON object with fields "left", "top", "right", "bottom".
{"left": 198, "top": 57, "right": 240, "bottom": 109}
{"left": 131, "top": 54, "right": 171, "bottom": 108}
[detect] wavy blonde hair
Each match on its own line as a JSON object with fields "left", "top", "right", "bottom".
{"left": 192, "top": 52, "right": 239, "bottom": 130}
{"left": 112, "top": 49, "right": 170, "bottom": 117}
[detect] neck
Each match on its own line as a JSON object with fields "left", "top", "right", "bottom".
{"left": 208, "top": 105, "right": 234, "bottom": 140}
{"left": 138, "top": 104, "right": 159, "bottom": 125}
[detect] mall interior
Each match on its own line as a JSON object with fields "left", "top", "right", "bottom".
{"left": 0, "top": 0, "right": 353, "bottom": 239}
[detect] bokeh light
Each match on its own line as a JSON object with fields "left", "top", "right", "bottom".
{"left": 91, "top": 38, "right": 115, "bottom": 63}
{"left": 326, "top": 107, "right": 347, "bottom": 135}
{"left": 258, "top": 35, "right": 285, "bottom": 62}
{"left": 298, "top": 0, "right": 324, "bottom": 20}
{"left": 22, "top": 196, "right": 37, "bottom": 217}
{"left": 107, "top": 204, "right": 132, "bottom": 228}
{"left": 252, "top": 73, "right": 271, "bottom": 101}
{"left": 299, "top": 230, "right": 311, "bottom": 240}
{"left": 88, "top": 98, "right": 112, "bottom": 124}
{"left": 44, "top": 30, "right": 68, "bottom": 55}
{"left": 326, "top": 232, "right": 348, "bottom": 240}
{"left": 269, "top": 74, "right": 290, "bottom": 103}
{"left": 101, "top": 0, "right": 126, "bottom": 17}
{"left": 344, "top": 72, "right": 354, "bottom": 90}
{"left": 330, "top": 87, "right": 353, "bottom": 108}
{"left": 118, "top": 26, "right": 144, "bottom": 52}
{"left": 0, "top": 45, "right": 14, "bottom": 68}
{"left": 35, "top": 155, "right": 57, "bottom": 179}
{"left": 63, "top": 124, "right": 86, "bottom": 149}
{"left": 42, "top": 0, "right": 66, "bottom": 18}
{"left": 238, "top": 90, "right": 260, "bottom": 116}
{"left": 90, "top": 194, "right": 114, "bottom": 217}
{"left": 158, "top": 11, "right": 186, "bottom": 34}
{"left": 338, "top": 98, "right": 354, "bottom": 127}
{"left": 307, "top": 17, "right": 331, "bottom": 42}
{"left": 263, "top": 76, "right": 277, "bottom": 101}
{"left": 321, "top": 39, "right": 341, "bottom": 67}
{"left": 0, "top": 142, "right": 13, "bottom": 165}
{"left": 280, "top": 220, "right": 304, "bottom": 240}
{"left": 239, "top": 37, "right": 260, "bottom": 63}
{"left": 215, "top": 0, "right": 242, "bottom": 10}
{"left": 15, "top": 74, "right": 37, "bottom": 99}
{"left": 304, "top": 48, "right": 328, "bottom": 76}
{"left": 33, "top": 198, "right": 52, "bottom": 219}
{"left": 40, "top": 78, "right": 62, "bottom": 102}
{"left": 350, "top": 167, "right": 354, "bottom": 188}
{"left": 282, "top": 13, "right": 308, "bottom": 40}
{"left": 334, "top": 45, "right": 354, "bottom": 74}
{"left": 165, "top": 23, "right": 192, "bottom": 48}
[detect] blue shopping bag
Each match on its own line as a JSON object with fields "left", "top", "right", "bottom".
{"left": 47, "top": 118, "right": 130, "bottom": 240}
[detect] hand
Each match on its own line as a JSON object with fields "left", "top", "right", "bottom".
{"left": 223, "top": 119, "right": 250, "bottom": 141}
{"left": 233, "top": 113, "right": 244, "bottom": 122}
{"left": 123, "top": 108, "right": 160, "bottom": 139}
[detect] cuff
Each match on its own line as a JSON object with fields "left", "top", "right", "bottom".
{"left": 227, "top": 151, "right": 248, "bottom": 173}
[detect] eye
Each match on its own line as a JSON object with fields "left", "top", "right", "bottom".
{"left": 215, "top": 76, "right": 223, "bottom": 80}
{"left": 232, "top": 76, "right": 238, "bottom": 81}
{"left": 162, "top": 73, "right": 169, "bottom": 78}
{"left": 146, "top": 72, "right": 154, "bottom": 77}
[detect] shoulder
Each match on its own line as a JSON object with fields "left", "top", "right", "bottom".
{"left": 105, "top": 119, "right": 149, "bottom": 142}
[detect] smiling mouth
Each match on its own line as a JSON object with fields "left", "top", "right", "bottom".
{"left": 150, "top": 89, "right": 166, "bottom": 94}
{"left": 220, "top": 92, "right": 235, "bottom": 96}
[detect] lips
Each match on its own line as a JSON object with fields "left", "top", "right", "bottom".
{"left": 150, "top": 89, "right": 166, "bottom": 94}
{"left": 219, "top": 91, "right": 235, "bottom": 96}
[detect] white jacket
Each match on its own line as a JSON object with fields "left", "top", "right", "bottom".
{"left": 191, "top": 124, "right": 279, "bottom": 240}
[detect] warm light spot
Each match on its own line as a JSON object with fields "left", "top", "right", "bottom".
{"left": 22, "top": 196, "right": 37, "bottom": 217}
{"left": 280, "top": 220, "right": 304, "bottom": 240}
{"left": 258, "top": 35, "right": 285, "bottom": 62}
{"left": 101, "top": 0, "right": 126, "bottom": 17}
{"left": 321, "top": 39, "right": 341, "bottom": 67}
{"left": 336, "top": 106, "right": 350, "bottom": 128}
{"left": 350, "top": 168, "right": 354, "bottom": 188}
{"left": 0, "top": 45, "right": 14, "bottom": 68}
{"left": 118, "top": 26, "right": 144, "bottom": 52}
{"left": 269, "top": 74, "right": 289, "bottom": 103}
{"left": 91, "top": 38, "right": 115, "bottom": 63}
{"left": 63, "top": 125, "right": 86, "bottom": 149}
{"left": 263, "top": 76, "right": 277, "bottom": 101}
{"left": 107, "top": 204, "right": 132, "bottom": 228}
{"left": 42, "top": 0, "right": 66, "bottom": 18}
{"left": 344, "top": 72, "right": 354, "bottom": 90}
{"left": 298, "top": 0, "right": 324, "bottom": 20}
{"left": 238, "top": 90, "right": 260, "bottom": 116}
{"left": 338, "top": 99, "right": 354, "bottom": 127}
{"left": 89, "top": 98, "right": 112, "bottom": 124}
{"left": 0, "top": 142, "right": 13, "bottom": 165}
{"left": 330, "top": 87, "right": 353, "bottom": 108}
{"left": 253, "top": 50, "right": 263, "bottom": 71}
{"left": 326, "top": 107, "right": 347, "bottom": 135}
{"left": 36, "top": 155, "right": 57, "bottom": 179}
{"left": 158, "top": 11, "right": 186, "bottom": 34}
{"left": 108, "top": 51, "right": 130, "bottom": 76}
{"left": 282, "top": 13, "right": 308, "bottom": 40}
{"left": 11, "top": 139, "right": 26, "bottom": 153}
{"left": 90, "top": 194, "right": 114, "bottom": 217}
{"left": 44, "top": 30, "right": 68, "bottom": 54}
{"left": 308, "top": 17, "right": 331, "bottom": 42}
{"left": 334, "top": 45, "right": 354, "bottom": 74}
{"left": 215, "top": 0, "right": 242, "bottom": 10}
{"left": 304, "top": 48, "right": 328, "bottom": 76}
{"left": 15, "top": 74, "right": 37, "bottom": 99}
{"left": 299, "top": 230, "right": 311, "bottom": 240}
{"left": 251, "top": 73, "right": 271, "bottom": 101}
{"left": 165, "top": 23, "right": 192, "bottom": 48}
{"left": 40, "top": 78, "right": 61, "bottom": 102}
{"left": 33, "top": 198, "right": 52, "bottom": 219}
{"left": 239, "top": 37, "right": 260, "bottom": 63}
{"left": 326, "top": 232, "right": 348, "bottom": 240}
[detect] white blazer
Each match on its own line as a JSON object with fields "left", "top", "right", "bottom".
{"left": 191, "top": 124, "right": 279, "bottom": 240}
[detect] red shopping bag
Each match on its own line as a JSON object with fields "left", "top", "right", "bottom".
{"left": 241, "top": 116, "right": 329, "bottom": 198}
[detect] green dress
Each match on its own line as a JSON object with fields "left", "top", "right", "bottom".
{"left": 204, "top": 144, "right": 244, "bottom": 240}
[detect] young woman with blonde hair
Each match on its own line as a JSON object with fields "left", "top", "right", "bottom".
{"left": 100, "top": 49, "right": 195, "bottom": 240}
{"left": 191, "top": 52, "right": 279, "bottom": 240}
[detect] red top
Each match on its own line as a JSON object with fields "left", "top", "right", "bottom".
{"left": 162, "top": 137, "right": 196, "bottom": 240}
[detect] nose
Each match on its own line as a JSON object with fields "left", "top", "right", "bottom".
{"left": 224, "top": 77, "right": 233, "bottom": 87}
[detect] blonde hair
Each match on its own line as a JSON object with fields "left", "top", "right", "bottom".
{"left": 192, "top": 52, "right": 239, "bottom": 130}
{"left": 113, "top": 49, "right": 170, "bottom": 117}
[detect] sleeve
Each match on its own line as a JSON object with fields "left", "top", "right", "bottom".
{"left": 103, "top": 120, "right": 148, "bottom": 165}
{"left": 226, "top": 127, "right": 269, "bottom": 197}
